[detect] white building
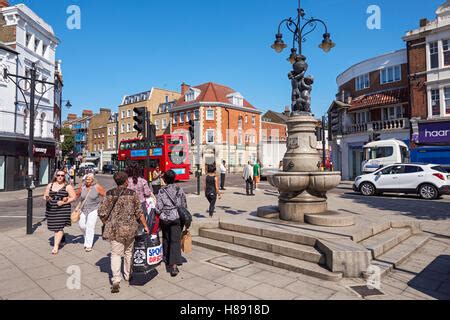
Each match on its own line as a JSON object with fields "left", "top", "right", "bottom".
{"left": 0, "top": 2, "right": 60, "bottom": 191}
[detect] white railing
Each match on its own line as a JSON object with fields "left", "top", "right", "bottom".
{"left": 344, "top": 118, "right": 410, "bottom": 134}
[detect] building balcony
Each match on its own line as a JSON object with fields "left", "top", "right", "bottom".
{"left": 344, "top": 118, "right": 410, "bottom": 135}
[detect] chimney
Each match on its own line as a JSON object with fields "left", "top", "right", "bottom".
{"left": 82, "top": 110, "right": 93, "bottom": 118}
{"left": 181, "top": 82, "right": 190, "bottom": 95}
{"left": 420, "top": 18, "right": 428, "bottom": 27}
{"left": 67, "top": 114, "right": 77, "bottom": 121}
{"left": 0, "top": 0, "right": 9, "bottom": 8}
{"left": 283, "top": 106, "right": 290, "bottom": 115}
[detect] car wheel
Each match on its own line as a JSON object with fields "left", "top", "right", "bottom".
{"left": 360, "top": 182, "right": 376, "bottom": 196}
{"left": 419, "top": 184, "right": 438, "bottom": 200}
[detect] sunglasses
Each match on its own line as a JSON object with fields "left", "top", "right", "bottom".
{"left": 56, "top": 174, "right": 65, "bottom": 177}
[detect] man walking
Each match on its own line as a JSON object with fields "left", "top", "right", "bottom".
{"left": 253, "top": 160, "right": 261, "bottom": 190}
{"left": 220, "top": 160, "right": 227, "bottom": 190}
{"left": 242, "top": 161, "right": 254, "bottom": 196}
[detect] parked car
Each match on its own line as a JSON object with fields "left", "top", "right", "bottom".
{"left": 102, "top": 164, "right": 118, "bottom": 174}
{"left": 78, "top": 162, "right": 99, "bottom": 176}
{"left": 353, "top": 163, "right": 450, "bottom": 200}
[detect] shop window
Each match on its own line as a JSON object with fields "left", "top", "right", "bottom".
{"left": 0, "top": 156, "right": 5, "bottom": 190}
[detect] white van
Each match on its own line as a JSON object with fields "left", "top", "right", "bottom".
{"left": 361, "top": 139, "right": 410, "bottom": 174}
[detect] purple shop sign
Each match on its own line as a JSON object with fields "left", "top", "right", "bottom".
{"left": 417, "top": 121, "right": 450, "bottom": 144}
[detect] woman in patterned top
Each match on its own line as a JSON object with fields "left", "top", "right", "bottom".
{"left": 98, "top": 172, "right": 150, "bottom": 293}
{"left": 156, "top": 170, "right": 188, "bottom": 277}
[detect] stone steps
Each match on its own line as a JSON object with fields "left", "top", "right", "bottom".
{"left": 199, "top": 228, "right": 325, "bottom": 264}
{"left": 192, "top": 236, "right": 343, "bottom": 281}
{"left": 219, "top": 221, "right": 318, "bottom": 246}
{"left": 304, "top": 211, "right": 355, "bottom": 227}
{"left": 368, "top": 233, "right": 432, "bottom": 277}
{"left": 359, "top": 227, "right": 412, "bottom": 259}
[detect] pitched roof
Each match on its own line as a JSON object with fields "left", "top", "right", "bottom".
{"left": 175, "top": 82, "right": 256, "bottom": 109}
{"left": 350, "top": 88, "right": 409, "bottom": 111}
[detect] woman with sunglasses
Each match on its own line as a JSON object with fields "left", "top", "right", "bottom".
{"left": 43, "top": 170, "right": 77, "bottom": 255}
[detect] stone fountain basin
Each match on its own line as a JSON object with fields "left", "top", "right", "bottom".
{"left": 268, "top": 171, "right": 341, "bottom": 193}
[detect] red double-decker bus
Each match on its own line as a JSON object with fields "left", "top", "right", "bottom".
{"left": 118, "top": 134, "right": 190, "bottom": 181}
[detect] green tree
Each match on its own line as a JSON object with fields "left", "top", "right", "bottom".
{"left": 61, "top": 127, "right": 75, "bottom": 158}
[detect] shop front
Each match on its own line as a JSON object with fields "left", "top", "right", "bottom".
{"left": 0, "top": 136, "right": 56, "bottom": 192}
{"left": 411, "top": 120, "right": 450, "bottom": 170}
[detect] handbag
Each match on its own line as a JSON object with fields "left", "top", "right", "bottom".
{"left": 71, "top": 186, "right": 91, "bottom": 224}
{"left": 163, "top": 187, "right": 192, "bottom": 229}
{"left": 181, "top": 230, "right": 192, "bottom": 253}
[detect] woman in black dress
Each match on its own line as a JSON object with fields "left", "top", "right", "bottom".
{"left": 43, "top": 170, "right": 77, "bottom": 254}
{"left": 205, "top": 164, "right": 221, "bottom": 217}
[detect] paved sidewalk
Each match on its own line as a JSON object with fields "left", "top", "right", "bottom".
{"left": 0, "top": 183, "right": 449, "bottom": 300}
{"left": 0, "top": 186, "right": 47, "bottom": 203}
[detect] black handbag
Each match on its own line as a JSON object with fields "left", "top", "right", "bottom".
{"left": 163, "top": 187, "right": 192, "bottom": 229}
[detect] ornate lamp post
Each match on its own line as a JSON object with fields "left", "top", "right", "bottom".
{"left": 271, "top": 0, "right": 335, "bottom": 116}
{"left": 4, "top": 62, "right": 57, "bottom": 235}
{"left": 260, "top": 1, "right": 342, "bottom": 225}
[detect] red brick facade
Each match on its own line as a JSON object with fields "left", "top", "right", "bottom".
{"left": 406, "top": 38, "right": 428, "bottom": 119}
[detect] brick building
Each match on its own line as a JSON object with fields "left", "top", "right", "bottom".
{"left": 153, "top": 101, "right": 174, "bottom": 136}
{"left": 328, "top": 49, "right": 410, "bottom": 179}
{"left": 118, "top": 88, "right": 180, "bottom": 143}
{"left": 260, "top": 110, "right": 288, "bottom": 170}
{"left": 403, "top": 2, "right": 450, "bottom": 168}
{"left": 172, "top": 82, "right": 262, "bottom": 172}
{"left": 62, "top": 110, "right": 94, "bottom": 157}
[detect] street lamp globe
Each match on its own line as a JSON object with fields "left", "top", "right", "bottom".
{"left": 319, "top": 33, "right": 335, "bottom": 53}
{"left": 271, "top": 33, "right": 287, "bottom": 53}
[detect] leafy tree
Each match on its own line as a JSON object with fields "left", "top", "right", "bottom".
{"left": 61, "top": 127, "right": 75, "bottom": 158}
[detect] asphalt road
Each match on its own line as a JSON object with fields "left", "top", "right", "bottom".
{"left": 1, "top": 174, "right": 448, "bottom": 233}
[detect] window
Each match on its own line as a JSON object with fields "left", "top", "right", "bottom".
{"left": 238, "top": 117, "right": 243, "bottom": 129}
{"left": 238, "top": 131, "right": 243, "bottom": 145}
{"left": 127, "top": 123, "right": 131, "bottom": 132}
{"left": 173, "top": 113, "right": 178, "bottom": 124}
{"left": 165, "top": 95, "right": 169, "bottom": 103}
{"left": 108, "top": 140, "right": 112, "bottom": 149}
{"left": 430, "top": 42, "right": 439, "bottom": 69}
{"left": 383, "top": 106, "right": 403, "bottom": 120}
{"left": 364, "top": 147, "right": 394, "bottom": 160}
{"left": 355, "top": 73, "right": 370, "bottom": 91}
{"left": 121, "top": 124, "right": 125, "bottom": 133}
{"left": 34, "top": 38, "right": 40, "bottom": 53}
{"left": 162, "top": 118, "right": 167, "bottom": 129}
{"left": 444, "top": 40, "right": 450, "bottom": 66}
{"left": 94, "top": 133, "right": 97, "bottom": 139}
{"left": 127, "top": 110, "right": 131, "bottom": 118}
{"left": 445, "top": 87, "right": 450, "bottom": 114}
{"left": 194, "top": 109, "right": 200, "bottom": 120}
{"left": 381, "top": 65, "right": 401, "bottom": 84}
{"left": 381, "top": 165, "right": 404, "bottom": 175}
{"left": 206, "top": 130, "right": 215, "bottom": 144}
{"left": 187, "top": 111, "right": 192, "bottom": 122}
{"left": 431, "top": 89, "right": 441, "bottom": 116}
{"left": 108, "top": 128, "right": 112, "bottom": 136}
{"left": 404, "top": 166, "right": 423, "bottom": 174}
{"left": 245, "top": 115, "right": 248, "bottom": 124}
{"left": 206, "top": 109, "right": 214, "bottom": 120}
{"left": 252, "top": 116, "right": 256, "bottom": 126}
{"left": 94, "top": 144, "right": 97, "bottom": 152}
{"left": 26, "top": 33, "right": 32, "bottom": 48}
{"left": 113, "top": 127, "right": 117, "bottom": 135}
{"left": 42, "top": 44, "right": 48, "bottom": 58}
{"left": 186, "top": 92, "right": 195, "bottom": 101}
{"left": 179, "top": 112, "right": 184, "bottom": 123}
{"left": 132, "top": 123, "right": 136, "bottom": 132}
{"left": 155, "top": 120, "right": 159, "bottom": 130}
{"left": 355, "top": 111, "right": 369, "bottom": 124}
{"left": 121, "top": 111, "right": 125, "bottom": 119}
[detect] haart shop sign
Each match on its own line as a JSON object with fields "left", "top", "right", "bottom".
{"left": 416, "top": 121, "right": 450, "bottom": 144}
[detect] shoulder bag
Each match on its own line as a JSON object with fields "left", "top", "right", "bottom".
{"left": 163, "top": 187, "right": 192, "bottom": 229}
{"left": 71, "top": 186, "right": 91, "bottom": 224}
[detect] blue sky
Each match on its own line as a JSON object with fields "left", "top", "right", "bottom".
{"left": 13, "top": 0, "right": 445, "bottom": 118}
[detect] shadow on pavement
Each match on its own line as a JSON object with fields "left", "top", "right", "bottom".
{"left": 401, "top": 255, "right": 450, "bottom": 300}
{"left": 341, "top": 192, "right": 450, "bottom": 221}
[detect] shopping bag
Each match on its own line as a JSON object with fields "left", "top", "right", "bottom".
{"left": 181, "top": 230, "right": 192, "bottom": 254}
{"left": 132, "top": 234, "right": 162, "bottom": 276}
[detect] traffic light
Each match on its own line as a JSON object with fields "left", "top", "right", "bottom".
{"left": 133, "top": 107, "right": 146, "bottom": 134}
{"left": 188, "top": 120, "right": 195, "bottom": 144}
{"left": 148, "top": 123, "right": 156, "bottom": 144}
